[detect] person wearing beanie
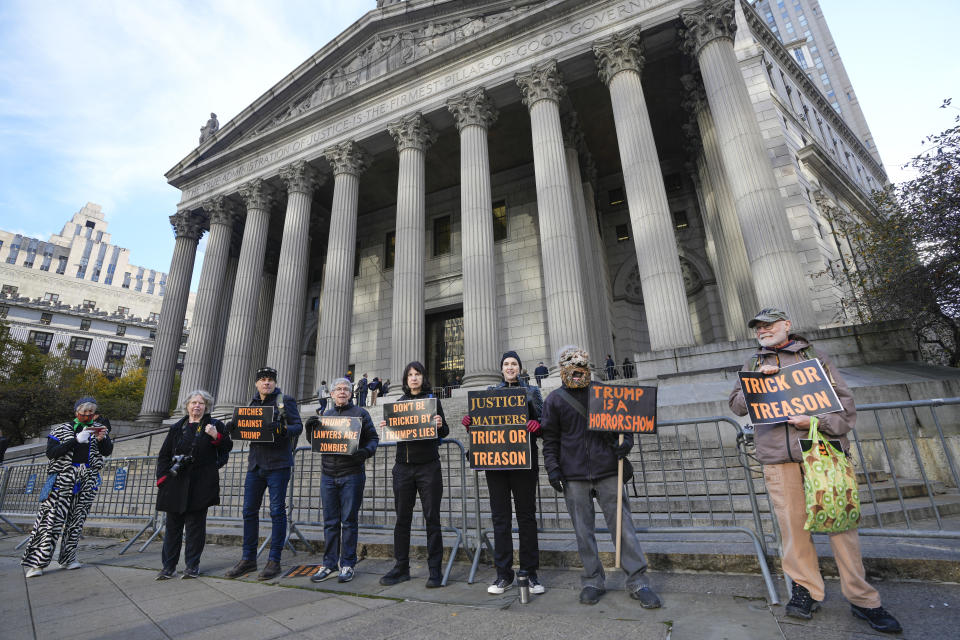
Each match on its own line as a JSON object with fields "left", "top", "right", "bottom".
{"left": 461, "top": 350, "right": 545, "bottom": 595}
{"left": 22, "top": 396, "right": 113, "bottom": 577}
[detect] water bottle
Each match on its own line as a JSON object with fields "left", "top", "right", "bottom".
{"left": 517, "top": 570, "right": 530, "bottom": 604}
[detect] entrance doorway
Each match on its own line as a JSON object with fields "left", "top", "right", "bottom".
{"left": 425, "top": 308, "right": 464, "bottom": 391}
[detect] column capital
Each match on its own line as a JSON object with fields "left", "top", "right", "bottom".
{"left": 515, "top": 60, "right": 565, "bottom": 109}
{"left": 680, "top": 72, "right": 708, "bottom": 115}
{"left": 201, "top": 195, "right": 238, "bottom": 228}
{"left": 680, "top": 0, "right": 737, "bottom": 57}
{"left": 323, "top": 140, "right": 370, "bottom": 177}
{"left": 169, "top": 210, "right": 204, "bottom": 242}
{"left": 387, "top": 112, "right": 437, "bottom": 153}
{"left": 238, "top": 178, "right": 275, "bottom": 211}
{"left": 280, "top": 160, "right": 324, "bottom": 195}
{"left": 593, "top": 27, "right": 645, "bottom": 86}
{"left": 560, "top": 110, "right": 585, "bottom": 151}
{"left": 447, "top": 87, "right": 499, "bottom": 132}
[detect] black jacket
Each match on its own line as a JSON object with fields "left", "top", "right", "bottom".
{"left": 246, "top": 388, "right": 303, "bottom": 471}
{"left": 320, "top": 401, "right": 379, "bottom": 477}
{"left": 156, "top": 414, "right": 232, "bottom": 513}
{"left": 541, "top": 386, "right": 632, "bottom": 482}
{"left": 394, "top": 391, "right": 449, "bottom": 464}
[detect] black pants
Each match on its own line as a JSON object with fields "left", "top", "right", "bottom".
{"left": 392, "top": 459, "right": 443, "bottom": 573}
{"left": 162, "top": 508, "right": 208, "bottom": 571}
{"left": 486, "top": 468, "right": 539, "bottom": 579}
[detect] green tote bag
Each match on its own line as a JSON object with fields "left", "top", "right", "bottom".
{"left": 802, "top": 417, "right": 861, "bottom": 533}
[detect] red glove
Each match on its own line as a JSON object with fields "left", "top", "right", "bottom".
{"left": 526, "top": 419, "right": 541, "bottom": 433}
{"left": 156, "top": 475, "right": 168, "bottom": 487}
{"left": 461, "top": 415, "right": 472, "bottom": 428}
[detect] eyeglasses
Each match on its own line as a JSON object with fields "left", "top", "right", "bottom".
{"left": 333, "top": 386, "right": 352, "bottom": 393}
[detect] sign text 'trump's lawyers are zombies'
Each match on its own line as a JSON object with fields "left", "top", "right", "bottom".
{"left": 311, "top": 416, "right": 362, "bottom": 455}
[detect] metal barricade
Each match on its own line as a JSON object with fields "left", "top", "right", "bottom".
{"left": 467, "top": 416, "right": 780, "bottom": 604}
{"left": 0, "top": 466, "right": 24, "bottom": 534}
{"left": 288, "top": 439, "right": 470, "bottom": 586}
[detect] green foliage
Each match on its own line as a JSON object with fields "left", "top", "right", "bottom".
{"left": 823, "top": 103, "right": 960, "bottom": 366}
{"left": 0, "top": 323, "right": 151, "bottom": 444}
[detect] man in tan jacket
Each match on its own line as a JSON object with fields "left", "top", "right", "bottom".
{"left": 730, "top": 308, "right": 901, "bottom": 634}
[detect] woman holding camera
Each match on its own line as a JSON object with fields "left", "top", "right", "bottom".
{"left": 21, "top": 396, "right": 113, "bottom": 577}
{"left": 379, "top": 361, "right": 449, "bottom": 588}
{"left": 155, "top": 390, "right": 232, "bottom": 579}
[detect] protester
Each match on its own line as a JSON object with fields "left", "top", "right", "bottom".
{"left": 534, "top": 362, "right": 549, "bottom": 387}
{"left": 729, "top": 308, "right": 901, "bottom": 633}
{"left": 541, "top": 346, "right": 661, "bottom": 608}
{"left": 368, "top": 376, "right": 381, "bottom": 407}
{"left": 379, "top": 361, "right": 449, "bottom": 588}
{"left": 21, "top": 396, "right": 113, "bottom": 576}
{"left": 357, "top": 373, "right": 369, "bottom": 407}
{"left": 461, "top": 350, "right": 545, "bottom": 595}
{"left": 155, "top": 390, "right": 232, "bottom": 579}
{"left": 605, "top": 354, "right": 617, "bottom": 381}
{"left": 318, "top": 380, "right": 330, "bottom": 414}
{"left": 307, "top": 378, "right": 379, "bottom": 583}
{"left": 622, "top": 357, "right": 634, "bottom": 379}
{"left": 225, "top": 366, "right": 302, "bottom": 581}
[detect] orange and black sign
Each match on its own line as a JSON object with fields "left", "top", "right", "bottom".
{"left": 282, "top": 564, "right": 322, "bottom": 578}
{"left": 381, "top": 398, "right": 438, "bottom": 442}
{"left": 311, "top": 416, "right": 361, "bottom": 456}
{"left": 738, "top": 359, "right": 843, "bottom": 425}
{"left": 231, "top": 406, "right": 275, "bottom": 442}
{"left": 587, "top": 383, "right": 657, "bottom": 434}
{"left": 467, "top": 388, "right": 530, "bottom": 471}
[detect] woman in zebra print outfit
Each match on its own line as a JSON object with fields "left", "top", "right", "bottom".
{"left": 21, "top": 396, "right": 113, "bottom": 577}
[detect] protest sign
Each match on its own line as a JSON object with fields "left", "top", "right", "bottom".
{"left": 587, "top": 383, "right": 657, "bottom": 434}
{"left": 737, "top": 359, "right": 843, "bottom": 425}
{"left": 231, "top": 406, "right": 275, "bottom": 442}
{"left": 467, "top": 388, "right": 531, "bottom": 470}
{"left": 310, "top": 416, "right": 361, "bottom": 455}
{"left": 381, "top": 398, "right": 438, "bottom": 442}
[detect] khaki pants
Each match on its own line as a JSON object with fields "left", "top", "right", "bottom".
{"left": 764, "top": 462, "right": 881, "bottom": 608}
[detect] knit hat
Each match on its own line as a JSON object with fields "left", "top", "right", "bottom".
{"left": 500, "top": 350, "right": 522, "bottom": 371}
{"left": 74, "top": 396, "right": 97, "bottom": 411}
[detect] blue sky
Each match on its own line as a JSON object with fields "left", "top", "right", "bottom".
{"left": 0, "top": 1, "right": 957, "bottom": 288}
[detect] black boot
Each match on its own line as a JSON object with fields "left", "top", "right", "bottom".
{"left": 784, "top": 583, "right": 821, "bottom": 620}
{"left": 851, "top": 604, "right": 902, "bottom": 634}
{"left": 224, "top": 558, "right": 257, "bottom": 579}
{"left": 379, "top": 564, "right": 410, "bottom": 586}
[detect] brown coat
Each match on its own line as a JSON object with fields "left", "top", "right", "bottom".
{"left": 728, "top": 336, "right": 856, "bottom": 465}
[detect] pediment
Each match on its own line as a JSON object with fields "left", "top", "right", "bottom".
{"left": 169, "top": 0, "right": 543, "bottom": 181}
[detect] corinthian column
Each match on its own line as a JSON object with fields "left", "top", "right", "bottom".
{"left": 267, "top": 160, "right": 322, "bottom": 394}
{"left": 447, "top": 88, "right": 501, "bottom": 386}
{"left": 681, "top": 0, "right": 815, "bottom": 329}
{"left": 178, "top": 196, "right": 236, "bottom": 406}
{"left": 315, "top": 141, "right": 369, "bottom": 386}
{"left": 215, "top": 179, "right": 274, "bottom": 410}
{"left": 594, "top": 28, "right": 696, "bottom": 350}
{"left": 515, "top": 61, "right": 590, "bottom": 357}
{"left": 388, "top": 113, "right": 436, "bottom": 371}
{"left": 138, "top": 210, "right": 204, "bottom": 422}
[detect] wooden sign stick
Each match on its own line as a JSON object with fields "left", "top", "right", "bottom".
{"left": 615, "top": 433, "right": 623, "bottom": 569}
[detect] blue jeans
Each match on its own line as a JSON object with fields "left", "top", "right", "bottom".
{"left": 242, "top": 467, "right": 291, "bottom": 563}
{"left": 321, "top": 471, "right": 365, "bottom": 568}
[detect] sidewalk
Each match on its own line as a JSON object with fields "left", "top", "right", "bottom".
{"left": 1, "top": 532, "right": 955, "bottom": 639}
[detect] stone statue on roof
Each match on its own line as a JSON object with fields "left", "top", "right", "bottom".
{"left": 199, "top": 113, "right": 219, "bottom": 143}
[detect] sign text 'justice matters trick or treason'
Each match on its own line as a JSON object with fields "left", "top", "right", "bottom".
{"left": 468, "top": 388, "right": 531, "bottom": 470}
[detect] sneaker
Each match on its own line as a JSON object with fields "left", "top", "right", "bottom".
{"left": 851, "top": 604, "right": 902, "bottom": 634}
{"left": 225, "top": 559, "right": 257, "bottom": 579}
{"left": 338, "top": 567, "right": 355, "bottom": 583}
{"left": 258, "top": 560, "right": 282, "bottom": 581}
{"left": 24, "top": 566, "right": 43, "bottom": 578}
{"left": 379, "top": 565, "right": 410, "bottom": 586}
{"left": 630, "top": 585, "right": 662, "bottom": 609}
{"left": 528, "top": 575, "right": 545, "bottom": 595}
{"left": 784, "top": 583, "right": 821, "bottom": 620}
{"left": 579, "top": 585, "right": 606, "bottom": 605}
{"left": 425, "top": 572, "right": 444, "bottom": 589}
{"left": 487, "top": 576, "right": 514, "bottom": 594}
{"left": 155, "top": 567, "right": 176, "bottom": 581}
{"left": 310, "top": 566, "right": 335, "bottom": 583}
{"left": 63, "top": 561, "right": 83, "bottom": 570}
{"left": 182, "top": 566, "right": 200, "bottom": 579}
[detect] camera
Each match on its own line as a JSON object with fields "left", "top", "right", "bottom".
{"left": 168, "top": 454, "right": 194, "bottom": 477}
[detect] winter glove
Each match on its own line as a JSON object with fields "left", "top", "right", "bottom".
{"left": 526, "top": 419, "right": 541, "bottom": 434}
{"left": 548, "top": 471, "right": 565, "bottom": 494}
{"left": 353, "top": 449, "right": 371, "bottom": 462}
{"left": 613, "top": 440, "right": 633, "bottom": 460}
{"left": 76, "top": 429, "right": 92, "bottom": 444}
{"left": 461, "top": 415, "right": 472, "bottom": 428}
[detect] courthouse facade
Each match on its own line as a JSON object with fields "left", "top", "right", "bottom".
{"left": 139, "top": 0, "right": 885, "bottom": 420}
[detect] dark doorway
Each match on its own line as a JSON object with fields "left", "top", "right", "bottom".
{"left": 425, "top": 308, "right": 464, "bottom": 391}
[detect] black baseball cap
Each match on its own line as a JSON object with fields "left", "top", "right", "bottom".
{"left": 256, "top": 367, "right": 278, "bottom": 381}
